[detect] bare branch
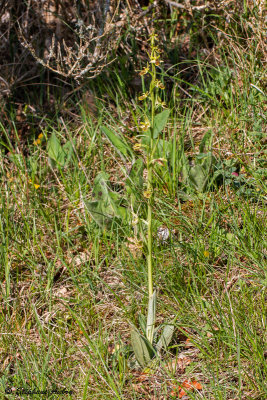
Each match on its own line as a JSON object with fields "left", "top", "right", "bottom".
{"left": 164, "top": 0, "right": 212, "bottom": 11}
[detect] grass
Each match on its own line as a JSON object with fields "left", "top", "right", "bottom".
{"left": 0, "top": 8, "right": 266, "bottom": 400}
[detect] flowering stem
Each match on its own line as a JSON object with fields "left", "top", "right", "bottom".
{"left": 138, "top": 32, "right": 163, "bottom": 344}
{"left": 147, "top": 36, "right": 156, "bottom": 301}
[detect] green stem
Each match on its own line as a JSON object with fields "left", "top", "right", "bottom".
{"left": 147, "top": 168, "right": 153, "bottom": 298}
{"left": 147, "top": 41, "right": 156, "bottom": 300}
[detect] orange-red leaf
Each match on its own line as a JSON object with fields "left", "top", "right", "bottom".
{"left": 182, "top": 380, "right": 192, "bottom": 389}
{"left": 179, "top": 389, "right": 186, "bottom": 398}
{"left": 192, "top": 380, "right": 202, "bottom": 390}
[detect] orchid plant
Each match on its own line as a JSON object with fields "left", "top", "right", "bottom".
{"left": 86, "top": 31, "right": 174, "bottom": 368}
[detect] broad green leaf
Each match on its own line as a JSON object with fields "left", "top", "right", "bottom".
{"left": 91, "top": 172, "right": 112, "bottom": 201}
{"left": 101, "top": 125, "right": 134, "bottom": 160}
{"left": 156, "top": 324, "right": 175, "bottom": 352}
{"left": 85, "top": 172, "right": 128, "bottom": 228}
{"left": 131, "top": 329, "right": 155, "bottom": 367}
{"left": 153, "top": 109, "right": 170, "bottom": 138}
{"left": 47, "top": 133, "right": 74, "bottom": 167}
{"left": 92, "top": 172, "right": 122, "bottom": 212}
{"left": 141, "top": 109, "right": 170, "bottom": 144}
{"left": 146, "top": 290, "right": 156, "bottom": 343}
{"left": 188, "top": 164, "right": 208, "bottom": 192}
{"left": 47, "top": 133, "right": 65, "bottom": 166}
{"left": 188, "top": 152, "right": 216, "bottom": 192}
{"left": 84, "top": 200, "right": 113, "bottom": 229}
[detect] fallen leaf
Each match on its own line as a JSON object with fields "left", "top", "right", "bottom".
{"left": 136, "top": 373, "right": 149, "bottom": 383}
{"left": 179, "top": 389, "right": 186, "bottom": 398}
{"left": 192, "top": 380, "right": 202, "bottom": 390}
{"left": 182, "top": 380, "right": 192, "bottom": 389}
{"left": 184, "top": 337, "right": 194, "bottom": 347}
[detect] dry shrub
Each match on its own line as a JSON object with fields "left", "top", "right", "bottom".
{"left": 0, "top": 1, "right": 265, "bottom": 107}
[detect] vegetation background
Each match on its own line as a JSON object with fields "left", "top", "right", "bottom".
{"left": 0, "top": 1, "right": 266, "bottom": 399}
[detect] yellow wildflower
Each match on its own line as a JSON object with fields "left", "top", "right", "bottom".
{"left": 38, "top": 133, "right": 43, "bottom": 139}
{"left": 204, "top": 250, "right": 210, "bottom": 258}
{"left": 29, "top": 179, "right": 40, "bottom": 189}
{"left": 34, "top": 138, "right": 41, "bottom": 145}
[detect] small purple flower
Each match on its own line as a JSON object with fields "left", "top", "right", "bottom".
{"left": 232, "top": 172, "right": 239, "bottom": 177}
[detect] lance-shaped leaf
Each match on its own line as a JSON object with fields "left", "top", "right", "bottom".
{"left": 131, "top": 328, "right": 156, "bottom": 368}
{"left": 156, "top": 324, "right": 175, "bottom": 352}
{"left": 146, "top": 290, "right": 156, "bottom": 344}
{"left": 101, "top": 126, "right": 134, "bottom": 161}
{"left": 138, "top": 314, "right": 147, "bottom": 336}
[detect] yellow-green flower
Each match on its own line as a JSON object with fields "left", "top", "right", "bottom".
{"left": 138, "top": 91, "right": 149, "bottom": 101}
{"left": 154, "top": 46, "right": 163, "bottom": 54}
{"left": 139, "top": 66, "right": 150, "bottom": 76}
{"left": 148, "top": 32, "right": 158, "bottom": 41}
{"left": 155, "top": 80, "right": 165, "bottom": 89}
{"left": 204, "top": 250, "right": 210, "bottom": 258}
{"left": 140, "top": 121, "right": 150, "bottom": 131}
{"left": 150, "top": 56, "right": 161, "bottom": 66}
{"left": 160, "top": 101, "right": 167, "bottom": 109}
{"left": 155, "top": 100, "right": 167, "bottom": 109}
{"left": 143, "top": 189, "right": 152, "bottom": 199}
{"left": 132, "top": 216, "right": 139, "bottom": 226}
{"left": 133, "top": 143, "right": 142, "bottom": 151}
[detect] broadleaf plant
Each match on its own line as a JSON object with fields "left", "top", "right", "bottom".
{"left": 85, "top": 172, "right": 129, "bottom": 230}
{"left": 47, "top": 132, "right": 73, "bottom": 167}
